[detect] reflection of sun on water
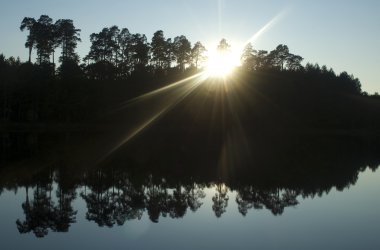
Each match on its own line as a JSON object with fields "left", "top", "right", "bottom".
{"left": 205, "top": 49, "right": 240, "bottom": 78}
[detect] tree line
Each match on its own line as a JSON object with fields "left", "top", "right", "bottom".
{"left": 20, "top": 15, "right": 81, "bottom": 64}
{"left": 1, "top": 14, "right": 379, "bottom": 124}
{"left": 18, "top": 15, "right": 209, "bottom": 80}
{"left": 15, "top": 14, "right": 358, "bottom": 82}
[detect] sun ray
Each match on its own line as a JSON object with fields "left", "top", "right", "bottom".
{"left": 113, "top": 72, "right": 205, "bottom": 112}
{"left": 242, "top": 9, "right": 290, "bottom": 47}
{"left": 217, "top": 0, "right": 223, "bottom": 37}
{"left": 97, "top": 72, "right": 208, "bottom": 163}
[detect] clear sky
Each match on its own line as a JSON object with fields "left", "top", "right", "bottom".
{"left": 1, "top": 0, "right": 379, "bottom": 93}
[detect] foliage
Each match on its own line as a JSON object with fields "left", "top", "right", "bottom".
{"left": 1, "top": 15, "right": 377, "bottom": 125}
{"left": 191, "top": 41, "right": 207, "bottom": 68}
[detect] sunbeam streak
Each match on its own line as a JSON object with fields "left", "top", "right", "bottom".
{"left": 112, "top": 72, "right": 206, "bottom": 114}
{"left": 243, "top": 9, "right": 289, "bottom": 47}
{"left": 98, "top": 72, "right": 208, "bottom": 163}
{"left": 128, "top": 72, "right": 205, "bottom": 104}
{"left": 218, "top": 0, "right": 223, "bottom": 37}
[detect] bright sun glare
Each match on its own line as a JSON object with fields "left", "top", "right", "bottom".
{"left": 205, "top": 49, "right": 240, "bottom": 77}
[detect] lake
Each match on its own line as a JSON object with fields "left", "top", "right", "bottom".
{"left": 1, "top": 131, "right": 380, "bottom": 249}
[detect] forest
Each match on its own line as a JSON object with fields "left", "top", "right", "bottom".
{"left": 1, "top": 15, "right": 380, "bottom": 132}
{"left": 2, "top": 15, "right": 380, "bottom": 239}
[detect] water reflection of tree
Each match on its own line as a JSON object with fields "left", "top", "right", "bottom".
{"left": 212, "top": 183, "right": 229, "bottom": 218}
{"left": 145, "top": 175, "right": 170, "bottom": 223}
{"left": 16, "top": 182, "right": 55, "bottom": 237}
{"left": 53, "top": 186, "right": 77, "bottom": 232}
{"left": 144, "top": 177, "right": 206, "bottom": 221}
{"left": 236, "top": 186, "right": 299, "bottom": 216}
{"left": 168, "top": 184, "right": 188, "bottom": 218}
{"left": 184, "top": 182, "right": 206, "bottom": 212}
{"left": 80, "top": 172, "right": 208, "bottom": 224}
{"left": 81, "top": 168, "right": 146, "bottom": 227}
{"left": 81, "top": 169, "right": 117, "bottom": 227}
{"left": 113, "top": 174, "right": 145, "bottom": 226}
{"left": 53, "top": 169, "right": 78, "bottom": 232}
{"left": 16, "top": 169, "right": 77, "bottom": 237}
{"left": 6, "top": 146, "right": 379, "bottom": 238}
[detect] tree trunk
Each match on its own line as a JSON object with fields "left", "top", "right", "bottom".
{"left": 62, "top": 40, "right": 65, "bottom": 61}
{"left": 28, "top": 46, "right": 32, "bottom": 63}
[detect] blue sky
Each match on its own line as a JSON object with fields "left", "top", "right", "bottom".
{"left": 1, "top": 0, "right": 379, "bottom": 93}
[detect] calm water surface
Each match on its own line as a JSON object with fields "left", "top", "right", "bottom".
{"left": 1, "top": 132, "right": 380, "bottom": 249}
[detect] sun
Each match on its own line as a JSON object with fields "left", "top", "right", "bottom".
{"left": 205, "top": 49, "right": 239, "bottom": 77}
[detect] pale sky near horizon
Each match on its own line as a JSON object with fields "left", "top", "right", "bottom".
{"left": 1, "top": 0, "right": 379, "bottom": 93}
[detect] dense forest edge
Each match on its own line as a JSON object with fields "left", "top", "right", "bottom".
{"left": 1, "top": 15, "right": 380, "bottom": 133}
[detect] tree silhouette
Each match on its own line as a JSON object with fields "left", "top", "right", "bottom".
{"left": 190, "top": 41, "right": 207, "bottom": 69}
{"left": 255, "top": 50, "right": 269, "bottom": 69}
{"left": 241, "top": 43, "right": 256, "bottom": 71}
{"left": 151, "top": 30, "right": 168, "bottom": 70}
{"left": 9, "top": 15, "right": 380, "bottom": 133}
{"left": 34, "top": 15, "right": 55, "bottom": 64}
{"left": 267, "top": 44, "right": 289, "bottom": 70}
{"left": 85, "top": 26, "right": 123, "bottom": 66}
{"left": 54, "top": 19, "right": 81, "bottom": 63}
{"left": 173, "top": 35, "right": 191, "bottom": 71}
{"left": 87, "top": 27, "right": 115, "bottom": 63}
{"left": 116, "top": 28, "right": 132, "bottom": 78}
{"left": 130, "top": 33, "right": 150, "bottom": 73}
{"left": 217, "top": 38, "right": 230, "bottom": 53}
{"left": 338, "top": 71, "right": 362, "bottom": 94}
{"left": 20, "top": 17, "right": 36, "bottom": 63}
{"left": 286, "top": 53, "right": 303, "bottom": 71}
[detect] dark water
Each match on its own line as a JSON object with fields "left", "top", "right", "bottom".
{"left": 1, "top": 131, "right": 380, "bottom": 249}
